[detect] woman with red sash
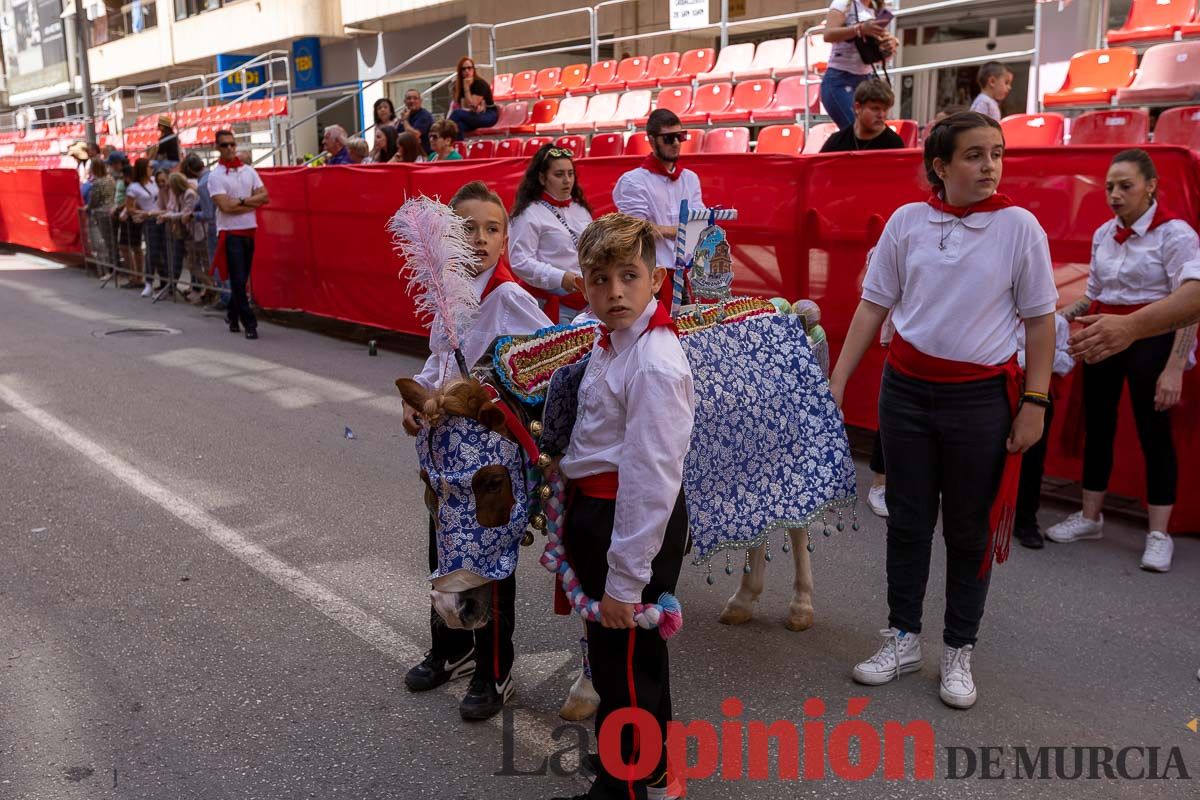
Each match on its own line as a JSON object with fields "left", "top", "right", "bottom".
{"left": 829, "top": 112, "right": 1058, "bottom": 710}
{"left": 1048, "top": 149, "right": 1199, "bottom": 572}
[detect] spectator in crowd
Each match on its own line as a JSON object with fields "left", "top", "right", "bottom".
{"left": 123, "top": 157, "right": 158, "bottom": 292}
{"left": 425, "top": 120, "right": 462, "bottom": 162}
{"left": 69, "top": 142, "right": 91, "bottom": 186}
{"left": 374, "top": 98, "right": 398, "bottom": 130}
{"left": 399, "top": 89, "right": 434, "bottom": 154}
{"left": 85, "top": 157, "right": 117, "bottom": 272}
{"left": 821, "top": 1, "right": 898, "bottom": 130}
{"left": 820, "top": 79, "right": 905, "bottom": 152}
{"left": 115, "top": 163, "right": 136, "bottom": 285}
{"left": 151, "top": 115, "right": 181, "bottom": 169}
{"left": 448, "top": 57, "right": 498, "bottom": 139}
{"left": 394, "top": 131, "right": 423, "bottom": 163}
{"left": 371, "top": 124, "right": 399, "bottom": 164}
{"left": 970, "top": 62, "right": 1013, "bottom": 121}
{"left": 346, "top": 137, "right": 370, "bottom": 164}
{"left": 160, "top": 172, "right": 214, "bottom": 304}
{"left": 509, "top": 143, "right": 593, "bottom": 322}
{"left": 323, "top": 125, "right": 351, "bottom": 165}
{"left": 145, "top": 168, "right": 172, "bottom": 295}
{"left": 184, "top": 152, "right": 227, "bottom": 309}
{"left": 209, "top": 129, "right": 270, "bottom": 339}
{"left": 613, "top": 109, "right": 704, "bottom": 281}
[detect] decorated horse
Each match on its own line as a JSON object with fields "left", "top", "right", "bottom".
{"left": 393, "top": 197, "right": 858, "bottom": 721}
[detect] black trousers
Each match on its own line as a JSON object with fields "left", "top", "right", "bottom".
{"left": 1015, "top": 401, "right": 1054, "bottom": 533}
{"left": 565, "top": 492, "right": 688, "bottom": 800}
{"left": 426, "top": 518, "right": 515, "bottom": 681}
{"left": 1081, "top": 332, "right": 1177, "bottom": 506}
{"left": 879, "top": 366, "right": 1010, "bottom": 648}
{"left": 870, "top": 430, "right": 886, "bottom": 475}
{"left": 224, "top": 234, "right": 258, "bottom": 332}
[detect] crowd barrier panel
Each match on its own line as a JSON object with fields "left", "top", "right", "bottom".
{"left": 0, "top": 168, "right": 81, "bottom": 253}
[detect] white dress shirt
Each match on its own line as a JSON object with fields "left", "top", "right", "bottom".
{"left": 1180, "top": 256, "right": 1200, "bottom": 286}
{"left": 414, "top": 265, "right": 551, "bottom": 390}
{"left": 509, "top": 201, "right": 594, "bottom": 292}
{"left": 862, "top": 202, "right": 1059, "bottom": 365}
{"left": 612, "top": 166, "right": 704, "bottom": 270}
{"left": 207, "top": 163, "right": 264, "bottom": 232}
{"left": 1086, "top": 203, "right": 1200, "bottom": 305}
{"left": 1017, "top": 313, "right": 1074, "bottom": 376}
{"left": 560, "top": 299, "right": 696, "bottom": 603}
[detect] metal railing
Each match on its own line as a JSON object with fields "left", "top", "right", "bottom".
{"left": 489, "top": 7, "right": 598, "bottom": 66}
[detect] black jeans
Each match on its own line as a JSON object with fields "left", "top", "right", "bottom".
{"left": 879, "top": 366, "right": 1010, "bottom": 648}
{"left": 1015, "top": 401, "right": 1054, "bottom": 533}
{"left": 1082, "top": 332, "right": 1176, "bottom": 506}
{"left": 566, "top": 492, "right": 688, "bottom": 800}
{"left": 224, "top": 234, "right": 258, "bottom": 331}
{"left": 870, "top": 430, "right": 886, "bottom": 475}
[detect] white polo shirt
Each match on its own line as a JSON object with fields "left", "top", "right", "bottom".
{"left": 612, "top": 165, "right": 704, "bottom": 269}
{"left": 1086, "top": 203, "right": 1200, "bottom": 305}
{"left": 862, "top": 201, "right": 1059, "bottom": 365}
{"left": 508, "top": 201, "right": 594, "bottom": 291}
{"left": 207, "top": 163, "right": 264, "bottom": 232}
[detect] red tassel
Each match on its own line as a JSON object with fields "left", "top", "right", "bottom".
{"left": 979, "top": 452, "right": 1021, "bottom": 579}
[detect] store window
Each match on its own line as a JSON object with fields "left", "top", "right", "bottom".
{"left": 175, "top": 0, "right": 223, "bottom": 20}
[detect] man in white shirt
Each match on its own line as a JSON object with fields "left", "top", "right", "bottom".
{"left": 612, "top": 109, "right": 704, "bottom": 276}
{"left": 208, "top": 129, "right": 269, "bottom": 339}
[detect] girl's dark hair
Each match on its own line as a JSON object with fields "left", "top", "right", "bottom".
{"left": 1111, "top": 148, "right": 1158, "bottom": 182}
{"left": 133, "top": 157, "right": 152, "bottom": 185}
{"left": 375, "top": 124, "right": 399, "bottom": 162}
{"left": 395, "top": 131, "right": 423, "bottom": 162}
{"left": 922, "top": 110, "right": 1003, "bottom": 189}
{"left": 373, "top": 98, "right": 396, "bottom": 127}
{"left": 510, "top": 143, "right": 593, "bottom": 219}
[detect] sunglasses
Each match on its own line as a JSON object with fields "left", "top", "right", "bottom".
{"left": 461, "top": 66, "right": 475, "bottom": 72}
{"left": 654, "top": 132, "right": 689, "bottom": 145}
{"left": 217, "top": 141, "right": 237, "bottom": 148}
{"left": 546, "top": 147, "right": 574, "bottom": 159}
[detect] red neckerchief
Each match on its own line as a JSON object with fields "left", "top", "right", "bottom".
{"left": 540, "top": 192, "right": 572, "bottom": 208}
{"left": 926, "top": 192, "right": 1014, "bottom": 218}
{"left": 641, "top": 154, "right": 682, "bottom": 182}
{"left": 481, "top": 255, "right": 519, "bottom": 300}
{"left": 598, "top": 299, "right": 678, "bottom": 352}
{"left": 1113, "top": 203, "right": 1180, "bottom": 245}
{"left": 218, "top": 156, "right": 244, "bottom": 172}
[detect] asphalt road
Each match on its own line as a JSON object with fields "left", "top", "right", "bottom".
{"left": 1, "top": 251, "right": 1198, "bottom": 800}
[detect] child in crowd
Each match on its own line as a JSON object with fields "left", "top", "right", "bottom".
{"left": 829, "top": 111, "right": 1057, "bottom": 710}
{"left": 970, "top": 61, "right": 1013, "bottom": 121}
{"left": 551, "top": 213, "right": 695, "bottom": 800}
{"left": 400, "top": 180, "right": 551, "bottom": 720}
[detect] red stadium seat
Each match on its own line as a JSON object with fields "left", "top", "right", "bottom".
{"left": 802, "top": 122, "right": 839, "bottom": 154}
{"left": 624, "top": 133, "right": 652, "bottom": 155}
{"left": 736, "top": 37, "right": 796, "bottom": 80}
{"left": 1068, "top": 109, "right": 1150, "bottom": 145}
{"left": 1043, "top": 48, "right": 1138, "bottom": 107}
{"left": 550, "top": 64, "right": 588, "bottom": 97}
{"left": 579, "top": 60, "right": 618, "bottom": 94}
{"left": 523, "top": 137, "right": 553, "bottom": 156}
{"left": 709, "top": 80, "right": 775, "bottom": 123}
{"left": 637, "top": 86, "right": 693, "bottom": 125}
{"left": 681, "top": 82, "right": 733, "bottom": 125}
{"left": 701, "top": 127, "right": 749, "bottom": 153}
{"left": 534, "top": 67, "right": 563, "bottom": 97}
{"left": 1107, "top": 0, "right": 1196, "bottom": 43}
{"left": 752, "top": 76, "right": 821, "bottom": 123}
{"left": 495, "top": 138, "right": 524, "bottom": 158}
{"left": 776, "top": 34, "right": 832, "bottom": 77}
{"left": 512, "top": 99, "right": 559, "bottom": 134}
{"left": 595, "top": 90, "right": 652, "bottom": 130}
{"left": 598, "top": 56, "right": 649, "bottom": 93}
{"left": 755, "top": 124, "right": 805, "bottom": 155}
{"left": 492, "top": 73, "right": 515, "bottom": 102}
{"left": 626, "top": 52, "right": 680, "bottom": 89}
{"left": 1000, "top": 113, "right": 1066, "bottom": 146}
{"left": 680, "top": 129, "right": 704, "bottom": 154}
{"left": 1185, "top": 7, "right": 1200, "bottom": 36}
{"left": 555, "top": 134, "right": 587, "bottom": 154}
{"left": 538, "top": 95, "right": 589, "bottom": 133}
{"left": 510, "top": 70, "right": 539, "bottom": 100}
{"left": 885, "top": 119, "right": 919, "bottom": 147}
{"left": 588, "top": 133, "right": 626, "bottom": 157}
{"left": 467, "top": 140, "right": 496, "bottom": 159}
{"left": 453, "top": 141, "right": 468, "bottom": 158}
{"left": 698, "top": 43, "right": 755, "bottom": 83}
{"left": 272, "top": 96, "right": 288, "bottom": 116}
{"left": 660, "top": 48, "right": 716, "bottom": 86}
{"left": 474, "top": 101, "right": 529, "bottom": 136}
{"left": 1115, "top": 41, "right": 1200, "bottom": 104}
{"left": 1153, "top": 105, "right": 1200, "bottom": 146}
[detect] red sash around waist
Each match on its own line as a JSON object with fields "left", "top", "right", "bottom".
{"left": 574, "top": 471, "right": 618, "bottom": 500}
{"left": 211, "top": 228, "right": 256, "bottom": 281}
{"left": 888, "top": 333, "right": 1023, "bottom": 578}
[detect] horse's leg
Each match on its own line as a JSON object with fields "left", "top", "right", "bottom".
{"left": 718, "top": 544, "right": 767, "bottom": 625}
{"left": 785, "top": 527, "right": 815, "bottom": 631}
{"left": 558, "top": 622, "right": 599, "bottom": 721}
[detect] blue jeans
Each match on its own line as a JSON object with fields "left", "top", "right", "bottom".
{"left": 448, "top": 108, "right": 499, "bottom": 139}
{"left": 820, "top": 67, "right": 870, "bottom": 130}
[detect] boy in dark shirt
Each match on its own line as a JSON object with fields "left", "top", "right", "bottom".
{"left": 820, "top": 79, "right": 907, "bottom": 152}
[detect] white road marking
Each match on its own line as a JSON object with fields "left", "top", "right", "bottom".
{"left": 0, "top": 379, "right": 585, "bottom": 774}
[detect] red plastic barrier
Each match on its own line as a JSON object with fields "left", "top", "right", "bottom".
{"left": 0, "top": 168, "right": 81, "bottom": 253}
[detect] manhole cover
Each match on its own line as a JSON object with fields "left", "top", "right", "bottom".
{"left": 96, "top": 327, "right": 180, "bottom": 337}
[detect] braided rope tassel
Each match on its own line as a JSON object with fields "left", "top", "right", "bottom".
{"left": 539, "top": 472, "right": 683, "bottom": 639}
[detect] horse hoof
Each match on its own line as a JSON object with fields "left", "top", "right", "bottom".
{"left": 784, "top": 607, "right": 814, "bottom": 632}
{"left": 718, "top": 602, "right": 754, "bottom": 626}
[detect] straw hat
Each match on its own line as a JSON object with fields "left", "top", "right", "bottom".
{"left": 157, "top": 114, "right": 173, "bottom": 129}
{"left": 67, "top": 141, "right": 90, "bottom": 161}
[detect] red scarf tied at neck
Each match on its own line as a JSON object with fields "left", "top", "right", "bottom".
{"left": 540, "top": 192, "right": 572, "bottom": 208}
{"left": 926, "top": 191, "right": 1014, "bottom": 217}
{"left": 1113, "top": 202, "right": 1180, "bottom": 245}
{"left": 641, "top": 154, "right": 683, "bottom": 182}
{"left": 218, "top": 156, "right": 244, "bottom": 172}
{"left": 597, "top": 298, "right": 677, "bottom": 352}
{"left": 481, "top": 255, "right": 519, "bottom": 300}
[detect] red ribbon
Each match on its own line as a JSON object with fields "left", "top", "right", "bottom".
{"left": 640, "top": 153, "right": 682, "bottom": 182}
{"left": 926, "top": 192, "right": 1014, "bottom": 217}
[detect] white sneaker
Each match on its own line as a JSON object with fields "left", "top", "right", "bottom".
{"left": 1045, "top": 511, "right": 1104, "bottom": 543}
{"left": 940, "top": 644, "right": 977, "bottom": 709}
{"left": 852, "top": 627, "right": 922, "bottom": 685}
{"left": 140, "top": 283, "right": 153, "bottom": 297}
{"left": 867, "top": 485, "right": 889, "bottom": 518}
{"left": 1140, "top": 531, "right": 1174, "bottom": 572}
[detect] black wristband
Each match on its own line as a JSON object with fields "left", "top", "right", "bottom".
{"left": 1020, "top": 393, "right": 1052, "bottom": 409}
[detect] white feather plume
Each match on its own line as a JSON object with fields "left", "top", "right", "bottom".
{"left": 387, "top": 196, "right": 480, "bottom": 354}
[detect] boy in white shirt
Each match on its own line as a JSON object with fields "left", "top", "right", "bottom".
{"left": 551, "top": 213, "right": 694, "bottom": 800}
{"left": 969, "top": 61, "right": 1013, "bottom": 121}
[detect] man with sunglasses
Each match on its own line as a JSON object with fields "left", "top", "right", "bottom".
{"left": 208, "top": 129, "right": 269, "bottom": 339}
{"left": 612, "top": 109, "right": 705, "bottom": 278}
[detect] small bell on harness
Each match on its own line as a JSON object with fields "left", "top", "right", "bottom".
{"left": 537, "top": 453, "right": 552, "bottom": 470}
{"left": 530, "top": 513, "right": 547, "bottom": 531}
{"left": 521, "top": 529, "right": 534, "bottom": 546}
{"left": 529, "top": 420, "right": 543, "bottom": 437}
{"left": 538, "top": 484, "right": 553, "bottom": 500}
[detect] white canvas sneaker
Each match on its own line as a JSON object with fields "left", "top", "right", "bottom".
{"left": 852, "top": 627, "right": 922, "bottom": 685}
{"left": 1140, "top": 531, "right": 1174, "bottom": 572}
{"left": 939, "top": 644, "right": 977, "bottom": 709}
{"left": 867, "top": 485, "right": 889, "bottom": 518}
{"left": 140, "top": 283, "right": 153, "bottom": 298}
{"left": 1045, "top": 511, "right": 1104, "bottom": 543}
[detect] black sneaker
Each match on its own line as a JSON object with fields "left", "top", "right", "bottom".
{"left": 1015, "top": 526, "right": 1044, "bottom": 549}
{"left": 244, "top": 329, "right": 258, "bottom": 340}
{"left": 404, "top": 648, "right": 474, "bottom": 692}
{"left": 459, "top": 672, "right": 514, "bottom": 721}
{"left": 228, "top": 321, "right": 240, "bottom": 333}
